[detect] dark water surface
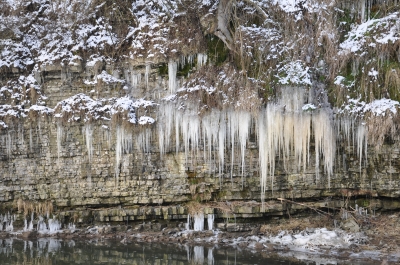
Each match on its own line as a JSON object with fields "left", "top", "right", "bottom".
{"left": 0, "top": 237, "right": 384, "bottom": 265}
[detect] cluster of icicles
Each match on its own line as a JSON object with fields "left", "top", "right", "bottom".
{"left": 157, "top": 87, "right": 367, "bottom": 205}
{"left": 185, "top": 213, "right": 215, "bottom": 231}
{"left": 66, "top": 86, "right": 368, "bottom": 206}
{"left": 0, "top": 212, "right": 15, "bottom": 232}
{"left": 20, "top": 213, "right": 74, "bottom": 233}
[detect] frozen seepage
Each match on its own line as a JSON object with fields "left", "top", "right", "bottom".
{"left": 23, "top": 213, "right": 34, "bottom": 231}
{"left": 29, "top": 126, "right": 33, "bottom": 152}
{"left": 83, "top": 124, "right": 93, "bottom": 162}
{"left": 159, "top": 87, "right": 336, "bottom": 205}
{"left": 115, "top": 126, "right": 132, "bottom": 183}
{"left": 336, "top": 116, "right": 369, "bottom": 173}
{"left": 217, "top": 112, "right": 226, "bottom": 186}
{"left": 0, "top": 132, "right": 14, "bottom": 158}
{"left": 68, "top": 223, "right": 76, "bottom": 232}
{"left": 145, "top": 64, "right": 151, "bottom": 88}
{"left": 131, "top": 72, "right": 142, "bottom": 90}
{"left": 269, "top": 228, "right": 355, "bottom": 250}
{"left": 237, "top": 111, "right": 251, "bottom": 186}
{"left": 180, "top": 54, "right": 195, "bottom": 68}
{"left": 193, "top": 213, "right": 204, "bottom": 231}
{"left": 168, "top": 60, "right": 178, "bottom": 93}
{"left": 185, "top": 214, "right": 191, "bottom": 230}
{"left": 37, "top": 216, "right": 47, "bottom": 231}
{"left": 157, "top": 103, "right": 175, "bottom": 156}
{"left": 337, "top": 117, "right": 355, "bottom": 148}
{"left": 29, "top": 213, "right": 34, "bottom": 230}
{"left": 197, "top": 53, "right": 207, "bottom": 68}
{"left": 181, "top": 110, "right": 201, "bottom": 164}
{"left": 24, "top": 212, "right": 34, "bottom": 231}
{"left": 357, "top": 123, "right": 368, "bottom": 173}
{"left": 207, "top": 214, "right": 214, "bottom": 231}
{"left": 0, "top": 213, "right": 15, "bottom": 232}
{"left": 136, "top": 128, "right": 152, "bottom": 153}
{"left": 48, "top": 218, "right": 61, "bottom": 233}
{"left": 158, "top": 106, "right": 233, "bottom": 186}
{"left": 313, "top": 110, "right": 336, "bottom": 188}
{"left": 56, "top": 122, "right": 63, "bottom": 162}
{"left": 258, "top": 87, "right": 335, "bottom": 207}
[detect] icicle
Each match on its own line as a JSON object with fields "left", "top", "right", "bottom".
{"left": 168, "top": 60, "right": 178, "bottom": 93}
{"left": 202, "top": 111, "right": 220, "bottom": 174}
{"left": 218, "top": 112, "right": 226, "bottom": 187}
{"left": 228, "top": 111, "right": 237, "bottom": 185}
{"left": 193, "top": 213, "right": 204, "bottom": 231}
{"left": 131, "top": 72, "right": 142, "bottom": 90}
{"left": 29, "top": 212, "right": 34, "bottom": 231}
{"left": 18, "top": 123, "right": 24, "bottom": 146}
{"left": 357, "top": 123, "right": 368, "bottom": 174}
{"left": 137, "top": 128, "right": 152, "bottom": 153}
{"left": 185, "top": 214, "right": 191, "bottom": 230}
{"left": 312, "top": 110, "right": 336, "bottom": 189}
{"left": 29, "top": 126, "right": 33, "bottom": 153}
{"left": 84, "top": 124, "right": 93, "bottom": 162}
{"left": 6, "top": 131, "right": 12, "bottom": 157}
{"left": 258, "top": 111, "right": 267, "bottom": 211}
{"left": 238, "top": 111, "right": 251, "bottom": 187}
{"left": 5, "top": 213, "right": 13, "bottom": 232}
{"left": 207, "top": 214, "right": 214, "bottom": 231}
{"left": 360, "top": 0, "right": 366, "bottom": 22}
{"left": 181, "top": 110, "right": 200, "bottom": 164}
{"left": 157, "top": 103, "right": 176, "bottom": 157}
{"left": 56, "top": 122, "right": 63, "bottom": 163}
{"left": 115, "top": 126, "right": 132, "bottom": 184}
{"left": 34, "top": 67, "right": 42, "bottom": 84}
{"left": 197, "top": 53, "right": 208, "bottom": 68}
{"left": 48, "top": 218, "right": 61, "bottom": 233}
{"left": 293, "top": 112, "right": 311, "bottom": 172}
{"left": 37, "top": 216, "right": 47, "bottom": 231}
{"left": 145, "top": 64, "right": 151, "bottom": 88}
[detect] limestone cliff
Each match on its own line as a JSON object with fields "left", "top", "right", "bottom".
{"left": 1, "top": 0, "right": 400, "bottom": 224}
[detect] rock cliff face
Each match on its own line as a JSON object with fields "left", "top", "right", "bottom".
{"left": 1, "top": 0, "right": 400, "bottom": 225}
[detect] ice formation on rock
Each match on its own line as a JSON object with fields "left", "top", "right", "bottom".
{"left": 168, "top": 60, "right": 178, "bottom": 93}
{"left": 83, "top": 124, "right": 93, "bottom": 162}
{"left": 115, "top": 126, "right": 132, "bottom": 184}
{"left": 157, "top": 86, "right": 337, "bottom": 206}
{"left": 193, "top": 213, "right": 204, "bottom": 231}
{"left": 48, "top": 218, "right": 61, "bottom": 233}
{"left": 207, "top": 214, "right": 214, "bottom": 231}
{"left": 197, "top": 53, "right": 207, "bottom": 68}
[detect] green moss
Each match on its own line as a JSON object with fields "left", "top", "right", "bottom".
{"left": 177, "top": 61, "right": 192, "bottom": 77}
{"left": 206, "top": 34, "right": 229, "bottom": 66}
{"left": 158, "top": 63, "right": 168, "bottom": 76}
{"left": 356, "top": 199, "right": 370, "bottom": 208}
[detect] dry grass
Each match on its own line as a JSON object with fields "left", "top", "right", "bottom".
{"left": 17, "top": 198, "right": 54, "bottom": 217}
{"left": 366, "top": 111, "right": 400, "bottom": 150}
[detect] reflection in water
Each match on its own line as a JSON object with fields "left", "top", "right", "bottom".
{"left": 0, "top": 238, "right": 311, "bottom": 265}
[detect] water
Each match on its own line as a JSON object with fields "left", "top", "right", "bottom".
{"left": 0, "top": 238, "right": 324, "bottom": 265}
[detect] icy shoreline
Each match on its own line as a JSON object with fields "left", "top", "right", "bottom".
{"left": 2, "top": 221, "right": 399, "bottom": 264}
